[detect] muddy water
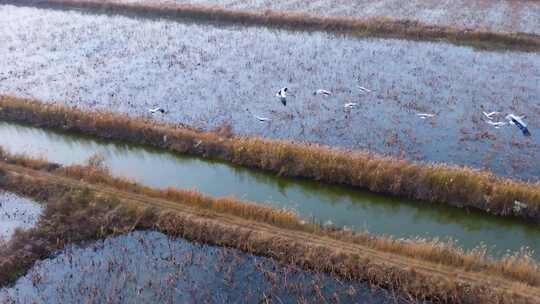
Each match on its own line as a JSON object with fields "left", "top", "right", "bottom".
{"left": 0, "top": 122, "right": 539, "bottom": 258}
{"left": 0, "top": 231, "right": 402, "bottom": 303}
{"left": 0, "top": 5, "right": 539, "bottom": 180}
{"left": 0, "top": 192, "right": 42, "bottom": 241}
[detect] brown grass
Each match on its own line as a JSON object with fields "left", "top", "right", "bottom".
{"left": 0, "top": 184, "right": 534, "bottom": 303}
{"left": 59, "top": 163, "right": 303, "bottom": 229}
{"left": 1, "top": 95, "right": 539, "bottom": 220}
{"left": 0, "top": 148, "right": 60, "bottom": 171}
{"left": 3, "top": 0, "right": 540, "bottom": 52}
{"left": 1, "top": 153, "right": 539, "bottom": 290}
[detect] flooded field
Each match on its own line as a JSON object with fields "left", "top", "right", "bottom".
{"left": 0, "top": 5, "right": 538, "bottom": 180}
{"left": 115, "top": 0, "right": 540, "bottom": 34}
{"left": 1, "top": 121, "right": 539, "bottom": 259}
{"left": 0, "top": 230, "right": 402, "bottom": 303}
{"left": 0, "top": 192, "right": 41, "bottom": 242}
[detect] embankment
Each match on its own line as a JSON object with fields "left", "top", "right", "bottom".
{"left": 0, "top": 156, "right": 539, "bottom": 303}
{"left": 1, "top": 0, "right": 540, "bottom": 51}
{"left": 0, "top": 96, "right": 539, "bottom": 221}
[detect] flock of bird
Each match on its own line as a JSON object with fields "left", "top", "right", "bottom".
{"left": 483, "top": 111, "right": 531, "bottom": 136}
{"left": 274, "top": 86, "right": 366, "bottom": 111}
{"left": 271, "top": 86, "right": 532, "bottom": 137}
{"left": 147, "top": 85, "right": 532, "bottom": 138}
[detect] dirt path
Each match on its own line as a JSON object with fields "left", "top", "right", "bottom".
{"left": 1, "top": 163, "right": 540, "bottom": 302}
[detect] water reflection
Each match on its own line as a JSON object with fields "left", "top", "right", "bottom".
{"left": 0, "top": 231, "right": 402, "bottom": 303}
{"left": 0, "top": 121, "right": 538, "bottom": 258}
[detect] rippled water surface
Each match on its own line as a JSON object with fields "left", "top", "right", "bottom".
{"left": 0, "top": 5, "right": 539, "bottom": 180}
{"left": 0, "top": 231, "right": 403, "bottom": 303}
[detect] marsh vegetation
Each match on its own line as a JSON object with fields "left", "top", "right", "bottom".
{"left": 0, "top": 5, "right": 538, "bottom": 180}
{"left": 0, "top": 120, "right": 540, "bottom": 259}
{"left": 0, "top": 1, "right": 538, "bottom": 302}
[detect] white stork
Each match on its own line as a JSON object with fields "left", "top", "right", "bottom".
{"left": 276, "top": 87, "right": 288, "bottom": 106}
{"left": 314, "top": 89, "right": 332, "bottom": 96}
{"left": 417, "top": 113, "right": 435, "bottom": 119}
{"left": 149, "top": 107, "right": 166, "bottom": 114}
{"left": 482, "top": 111, "right": 501, "bottom": 120}
{"left": 505, "top": 114, "right": 531, "bottom": 136}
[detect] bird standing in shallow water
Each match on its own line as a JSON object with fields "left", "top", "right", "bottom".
{"left": 276, "top": 87, "right": 288, "bottom": 106}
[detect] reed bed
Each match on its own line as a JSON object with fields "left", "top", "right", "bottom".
{"left": 3, "top": 0, "right": 540, "bottom": 52}
{"left": 0, "top": 185, "right": 532, "bottom": 303}
{"left": 1, "top": 152, "right": 539, "bottom": 289}
{"left": 60, "top": 163, "right": 303, "bottom": 230}
{"left": 2, "top": 230, "right": 400, "bottom": 303}
{"left": 1, "top": 96, "right": 539, "bottom": 220}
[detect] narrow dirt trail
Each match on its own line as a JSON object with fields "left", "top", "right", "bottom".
{"left": 1, "top": 162, "right": 540, "bottom": 302}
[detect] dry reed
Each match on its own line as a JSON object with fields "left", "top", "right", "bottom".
{"left": 0, "top": 187, "right": 533, "bottom": 303}
{"left": 2, "top": 0, "right": 540, "bottom": 52}
{"left": 0, "top": 96, "right": 539, "bottom": 221}
{"left": 0, "top": 152, "right": 539, "bottom": 289}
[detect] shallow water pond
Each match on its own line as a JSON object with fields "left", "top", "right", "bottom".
{"left": 112, "top": 0, "right": 540, "bottom": 34}
{"left": 0, "top": 5, "right": 539, "bottom": 180}
{"left": 0, "top": 192, "right": 42, "bottom": 242}
{"left": 0, "top": 231, "right": 405, "bottom": 303}
{"left": 0, "top": 121, "right": 539, "bottom": 259}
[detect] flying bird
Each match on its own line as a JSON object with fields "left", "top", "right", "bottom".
{"left": 482, "top": 111, "right": 501, "bottom": 120}
{"left": 358, "top": 86, "right": 372, "bottom": 93}
{"left": 343, "top": 102, "right": 358, "bottom": 109}
{"left": 245, "top": 108, "right": 271, "bottom": 122}
{"left": 254, "top": 115, "right": 271, "bottom": 122}
{"left": 314, "top": 89, "right": 332, "bottom": 96}
{"left": 485, "top": 120, "right": 507, "bottom": 129}
{"left": 149, "top": 107, "right": 166, "bottom": 114}
{"left": 417, "top": 113, "right": 435, "bottom": 119}
{"left": 276, "top": 87, "right": 288, "bottom": 106}
{"left": 505, "top": 114, "right": 531, "bottom": 136}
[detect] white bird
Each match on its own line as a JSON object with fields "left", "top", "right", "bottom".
{"left": 485, "top": 120, "right": 507, "bottom": 129}
{"left": 417, "top": 113, "right": 435, "bottom": 119}
{"left": 343, "top": 102, "right": 358, "bottom": 109}
{"left": 276, "top": 87, "right": 288, "bottom": 106}
{"left": 314, "top": 89, "right": 332, "bottom": 96}
{"left": 483, "top": 111, "right": 500, "bottom": 120}
{"left": 149, "top": 107, "right": 166, "bottom": 114}
{"left": 505, "top": 114, "right": 531, "bottom": 136}
{"left": 254, "top": 115, "right": 271, "bottom": 122}
{"left": 358, "top": 86, "right": 372, "bottom": 93}
{"left": 245, "top": 108, "right": 271, "bottom": 122}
